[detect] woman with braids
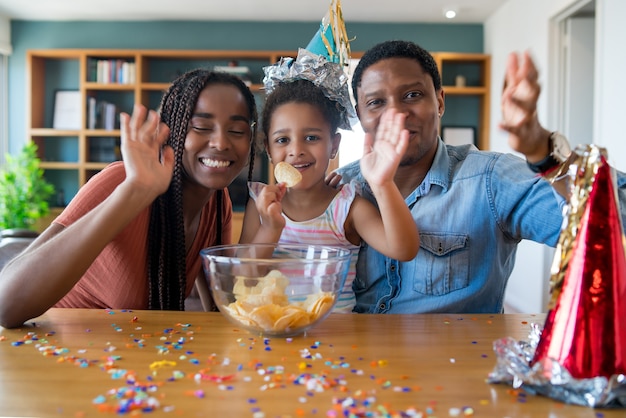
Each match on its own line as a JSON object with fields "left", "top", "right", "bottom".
{"left": 0, "top": 70, "right": 258, "bottom": 328}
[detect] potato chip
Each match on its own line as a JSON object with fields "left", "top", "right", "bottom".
{"left": 274, "top": 161, "right": 302, "bottom": 187}
{"left": 303, "top": 293, "right": 335, "bottom": 316}
{"left": 233, "top": 270, "right": 289, "bottom": 306}
{"left": 222, "top": 269, "right": 336, "bottom": 333}
{"left": 273, "top": 308, "right": 309, "bottom": 331}
{"left": 249, "top": 304, "right": 285, "bottom": 331}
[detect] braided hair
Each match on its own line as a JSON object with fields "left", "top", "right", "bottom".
{"left": 147, "top": 69, "right": 258, "bottom": 310}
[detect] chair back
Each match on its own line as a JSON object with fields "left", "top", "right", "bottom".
{"left": 0, "top": 230, "right": 38, "bottom": 271}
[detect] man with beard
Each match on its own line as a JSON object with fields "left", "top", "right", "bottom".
{"left": 334, "top": 40, "right": 626, "bottom": 314}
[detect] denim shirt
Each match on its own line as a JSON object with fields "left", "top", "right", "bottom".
{"left": 336, "top": 139, "right": 626, "bottom": 314}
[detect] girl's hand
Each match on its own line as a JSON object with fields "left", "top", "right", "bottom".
{"left": 120, "top": 104, "right": 174, "bottom": 197}
{"left": 360, "top": 109, "right": 409, "bottom": 186}
{"left": 255, "top": 183, "right": 287, "bottom": 232}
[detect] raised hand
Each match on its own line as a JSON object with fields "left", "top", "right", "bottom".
{"left": 499, "top": 51, "right": 550, "bottom": 160}
{"left": 120, "top": 104, "right": 174, "bottom": 198}
{"left": 255, "top": 183, "right": 287, "bottom": 232}
{"left": 360, "top": 108, "right": 409, "bottom": 187}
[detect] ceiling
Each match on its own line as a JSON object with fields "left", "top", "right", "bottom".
{"left": 0, "top": 0, "right": 506, "bottom": 24}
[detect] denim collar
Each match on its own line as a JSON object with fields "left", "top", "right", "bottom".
{"left": 404, "top": 137, "right": 450, "bottom": 207}
{"left": 427, "top": 137, "right": 452, "bottom": 191}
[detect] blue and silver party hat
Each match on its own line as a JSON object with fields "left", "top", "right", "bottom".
{"left": 305, "top": 0, "right": 351, "bottom": 67}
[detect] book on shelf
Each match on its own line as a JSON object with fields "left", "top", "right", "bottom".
{"left": 213, "top": 65, "right": 252, "bottom": 86}
{"left": 89, "top": 137, "right": 120, "bottom": 163}
{"left": 89, "top": 58, "right": 136, "bottom": 84}
{"left": 104, "top": 103, "right": 116, "bottom": 131}
{"left": 213, "top": 65, "right": 251, "bottom": 76}
{"left": 87, "top": 96, "right": 96, "bottom": 129}
{"left": 87, "top": 99, "right": 117, "bottom": 130}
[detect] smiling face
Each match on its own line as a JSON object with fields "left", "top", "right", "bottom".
{"left": 267, "top": 102, "right": 340, "bottom": 188}
{"left": 182, "top": 83, "right": 253, "bottom": 191}
{"left": 356, "top": 57, "right": 445, "bottom": 168}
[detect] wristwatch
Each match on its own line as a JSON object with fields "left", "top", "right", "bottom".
{"left": 526, "top": 132, "right": 571, "bottom": 174}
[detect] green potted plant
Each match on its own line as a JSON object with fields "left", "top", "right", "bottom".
{"left": 0, "top": 142, "right": 55, "bottom": 237}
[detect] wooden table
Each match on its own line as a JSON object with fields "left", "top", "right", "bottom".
{"left": 0, "top": 309, "right": 620, "bottom": 417}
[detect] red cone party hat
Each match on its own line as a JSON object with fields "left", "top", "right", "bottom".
{"left": 531, "top": 145, "right": 626, "bottom": 379}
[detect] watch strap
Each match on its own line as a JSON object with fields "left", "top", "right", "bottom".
{"left": 527, "top": 153, "right": 560, "bottom": 173}
{"left": 526, "top": 131, "right": 567, "bottom": 174}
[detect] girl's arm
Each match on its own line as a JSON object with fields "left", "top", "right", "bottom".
{"left": 0, "top": 105, "right": 173, "bottom": 328}
{"left": 349, "top": 193, "right": 419, "bottom": 261}
{"left": 348, "top": 108, "right": 419, "bottom": 260}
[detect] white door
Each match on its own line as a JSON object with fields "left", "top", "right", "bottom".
{"left": 561, "top": 16, "right": 595, "bottom": 148}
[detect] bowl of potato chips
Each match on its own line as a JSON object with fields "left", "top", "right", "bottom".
{"left": 200, "top": 243, "right": 351, "bottom": 337}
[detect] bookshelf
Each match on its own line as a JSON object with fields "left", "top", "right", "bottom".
{"left": 27, "top": 49, "right": 296, "bottom": 212}
{"left": 433, "top": 52, "right": 491, "bottom": 150}
{"left": 27, "top": 49, "right": 490, "bottom": 239}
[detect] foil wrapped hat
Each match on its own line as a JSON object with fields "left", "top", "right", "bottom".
{"left": 488, "top": 144, "right": 626, "bottom": 408}
{"left": 263, "top": 0, "right": 356, "bottom": 130}
{"left": 531, "top": 145, "right": 626, "bottom": 379}
{"left": 305, "top": 0, "right": 351, "bottom": 67}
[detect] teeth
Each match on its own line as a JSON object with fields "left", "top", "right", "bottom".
{"left": 201, "top": 158, "right": 230, "bottom": 168}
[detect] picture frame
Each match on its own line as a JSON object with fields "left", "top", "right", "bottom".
{"left": 441, "top": 126, "right": 476, "bottom": 147}
{"left": 52, "top": 90, "right": 81, "bottom": 130}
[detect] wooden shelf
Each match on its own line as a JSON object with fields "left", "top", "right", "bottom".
{"left": 84, "top": 82, "right": 136, "bottom": 90}
{"left": 27, "top": 48, "right": 490, "bottom": 217}
{"left": 433, "top": 52, "right": 491, "bottom": 150}
{"left": 39, "top": 162, "right": 80, "bottom": 170}
{"left": 27, "top": 48, "right": 296, "bottom": 207}
{"left": 441, "top": 86, "right": 488, "bottom": 95}
{"left": 30, "top": 128, "right": 79, "bottom": 136}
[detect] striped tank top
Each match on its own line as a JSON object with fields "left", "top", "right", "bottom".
{"left": 248, "top": 181, "right": 361, "bottom": 313}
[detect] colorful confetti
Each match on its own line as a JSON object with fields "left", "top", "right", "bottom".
{"left": 2, "top": 310, "right": 546, "bottom": 417}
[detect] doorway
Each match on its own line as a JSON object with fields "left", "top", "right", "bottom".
{"left": 553, "top": 0, "right": 596, "bottom": 148}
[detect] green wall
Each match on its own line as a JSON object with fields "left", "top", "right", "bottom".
{"left": 8, "top": 20, "right": 483, "bottom": 152}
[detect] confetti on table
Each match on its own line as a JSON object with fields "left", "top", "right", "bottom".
{"left": 3, "top": 310, "right": 497, "bottom": 417}
{"left": 149, "top": 360, "right": 176, "bottom": 370}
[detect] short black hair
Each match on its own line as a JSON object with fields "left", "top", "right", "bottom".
{"left": 262, "top": 79, "right": 342, "bottom": 143}
{"left": 351, "top": 40, "right": 442, "bottom": 103}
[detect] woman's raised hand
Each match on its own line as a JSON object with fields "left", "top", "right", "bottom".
{"left": 120, "top": 104, "right": 174, "bottom": 197}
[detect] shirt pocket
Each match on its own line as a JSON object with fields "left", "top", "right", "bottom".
{"left": 408, "top": 232, "right": 470, "bottom": 296}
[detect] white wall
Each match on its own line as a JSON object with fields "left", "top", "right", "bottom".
{"left": 0, "top": 15, "right": 11, "bottom": 55}
{"left": 594, "top": 0, "right": 626, "bottom": 169}
{"left": 0, "top": 14, "right": 9, "bottom": 166}
{"left": 484, "top": 0, "right": 626, "bottom": 312}
{"left": 563, "top": 17, "right": 595, "bottom": 149}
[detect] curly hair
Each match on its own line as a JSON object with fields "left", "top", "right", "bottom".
{"left": 261, "top": 79, "right": 342, "bottom": 144}
{"left": 147, "top": 69, "right": 258, "bottom": 310}
{"left": 351, "top": 40, "right": 442, "bottom": 104}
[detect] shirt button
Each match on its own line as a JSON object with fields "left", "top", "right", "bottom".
{"left": 390, "top": 265, "right": 396, "bottom": 272}
{"left": 379, "top": 303, "right": 386, "bottom": 310}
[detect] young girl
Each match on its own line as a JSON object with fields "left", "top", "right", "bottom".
{"left": 0, "top": 70, "right": 258, "bottom": 328}
{"left": 239, "top": 73, "right": 419, "bottom": 313}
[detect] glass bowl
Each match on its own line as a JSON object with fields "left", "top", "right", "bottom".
{"left": 200, "top": 243, "right": 352, "bottom": 337}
